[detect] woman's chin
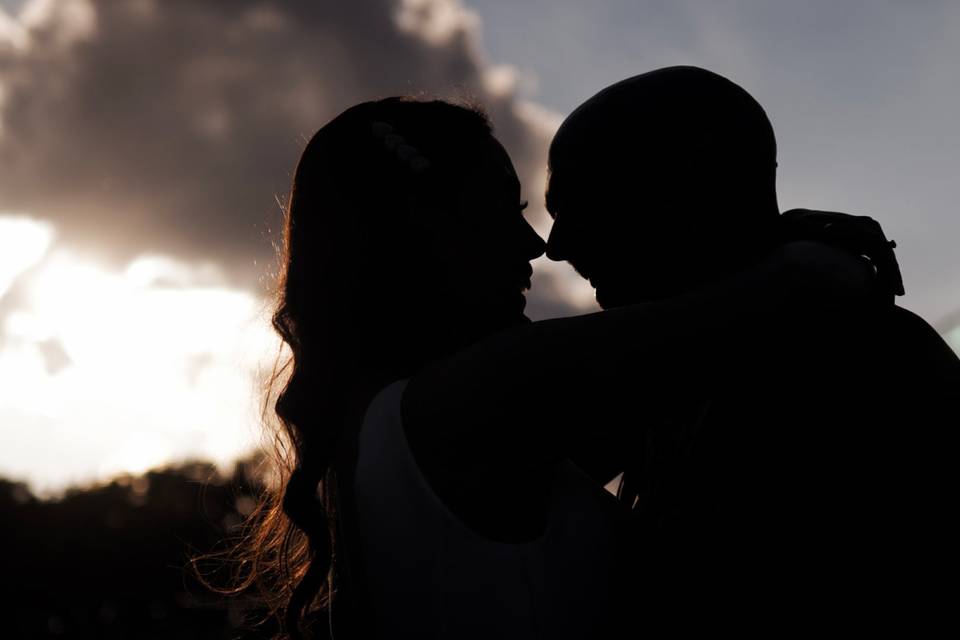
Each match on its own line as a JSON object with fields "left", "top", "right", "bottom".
{"left": 484, "top": 291, "right": 529, "bottom": 330}
{"left": 452, "top": 289, "right": 530, "bottom": 340}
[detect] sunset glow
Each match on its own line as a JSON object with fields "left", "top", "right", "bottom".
{"left": 0, "top": 213, "right": 279, "bottom": 494}
{"left": 0, "top": 214, "right": 54, "bottom": 298}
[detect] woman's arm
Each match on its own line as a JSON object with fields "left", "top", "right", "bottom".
{"left": 400, "top": 240, "right": 873, "bottom": 539}
{"left": 408, "top": 241, "right": 871, "bottom": 446}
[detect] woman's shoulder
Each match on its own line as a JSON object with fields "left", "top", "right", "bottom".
{"left": 351, "top": 382, "right": 628, "bottom": 637}
{"left": 365, "top": 378, "right": 409, "bottom": 419}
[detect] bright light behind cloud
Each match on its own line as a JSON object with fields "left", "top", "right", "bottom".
{"left": 0, "top": 214, "right": 54, "bottom": 298}
{"left": 0, "top": 214, "right": 279, "bottom": 494}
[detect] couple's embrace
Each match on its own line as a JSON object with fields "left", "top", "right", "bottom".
{"left": 257, "top": 67, "right": 958, "bottom": 639}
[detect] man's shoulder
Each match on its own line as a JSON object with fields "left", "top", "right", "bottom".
{"left": 887, "top": 304, "right": 951, "bottom": 345}
{"left": 752, "top": 302, "right": 958, "bottom": 380}
{"left": 795, "top": 302, "right": 960, "bottom": 385}
{"left": 884, "top": 304, "right": 960, "bottom": 379}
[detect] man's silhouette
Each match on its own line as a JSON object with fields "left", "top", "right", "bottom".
{"left": 545, "top": 66, "right": 958, "bottom": 630}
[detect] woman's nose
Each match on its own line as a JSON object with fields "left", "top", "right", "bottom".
{"left": 521, "top": 220, "right": 547, "bottom": 261}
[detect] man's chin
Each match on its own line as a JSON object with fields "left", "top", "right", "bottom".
{"left": 595, "top": 287, "right": 626, "bottom": 309}
{"left": 596, "top": 285, "right": 658, "bottom": 309}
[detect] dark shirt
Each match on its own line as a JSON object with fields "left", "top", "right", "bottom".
{"left": 619, "top": 302, "right": 959, "bottom": 632}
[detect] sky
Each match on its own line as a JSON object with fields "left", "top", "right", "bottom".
{"left": 471, "top": 0, "right": 960, "bottom": 325}
{"left": 1, "top": 0, "right": 958, "bottom": 493}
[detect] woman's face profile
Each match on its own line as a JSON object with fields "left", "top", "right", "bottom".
{"left": 427, "top": 134, "right": 546, "bottom": 328}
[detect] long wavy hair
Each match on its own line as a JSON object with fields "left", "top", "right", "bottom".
{"left": 216, "top": 97, "right": 493, "bottom": 639}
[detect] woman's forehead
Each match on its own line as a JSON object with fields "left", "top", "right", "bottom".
{"left": 478, "top": 135, "right": 520, "bottom": 191}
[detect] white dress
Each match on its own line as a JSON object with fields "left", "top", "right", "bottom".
{"left": 352, "top": 379, "right": 625, "bottom": 639}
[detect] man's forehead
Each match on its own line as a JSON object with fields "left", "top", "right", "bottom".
{"left": 545, "top": 159, "right": 627, "bottom": 211}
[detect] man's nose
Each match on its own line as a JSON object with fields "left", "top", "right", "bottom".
{"left": 545, "top": 220, "right": 568, "bottom": 262}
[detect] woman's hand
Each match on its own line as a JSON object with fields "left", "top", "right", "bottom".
{"left": 778, "top": 208, "right": 904, "bottom": 302}
{"left": 767, "top": 239, "right": 877, "bottom": 304}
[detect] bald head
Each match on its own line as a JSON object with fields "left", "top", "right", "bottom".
{"left": 546, "top": 66, "right": 781, "bottom": 306}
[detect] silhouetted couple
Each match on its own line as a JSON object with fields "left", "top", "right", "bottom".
{"left": 250, "top": 67, "right": 958, "bottom": 639}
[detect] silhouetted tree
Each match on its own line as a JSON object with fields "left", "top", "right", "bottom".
{"left": 2, "top": 457, "right": 276, "bottom": 639}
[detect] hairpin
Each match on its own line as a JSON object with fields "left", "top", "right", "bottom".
{"left": 371, "top": 121, "right": 432, "bottom": 174}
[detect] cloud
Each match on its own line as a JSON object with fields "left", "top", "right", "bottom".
{"left": 469, "top": 0, "right": 960, "bottom": 325}
{"left": 0, "top": 0, "right": 599, "bottom": 491}
{"left": 0, "top": 212, "right": 280, "bottom": 493}
{"left": 0, "top": 0, "right": 591, "bottom": 314}
{"left": 0, "top": 214, "right": 53, "bottom": 298}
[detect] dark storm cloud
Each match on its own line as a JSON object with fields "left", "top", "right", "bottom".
{"left": 0, "top": 0, "right": 569, "bottom": 309}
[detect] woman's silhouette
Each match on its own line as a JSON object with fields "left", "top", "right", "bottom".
{"left": 237, "top": 97, "right": 875, "bottom": 639}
